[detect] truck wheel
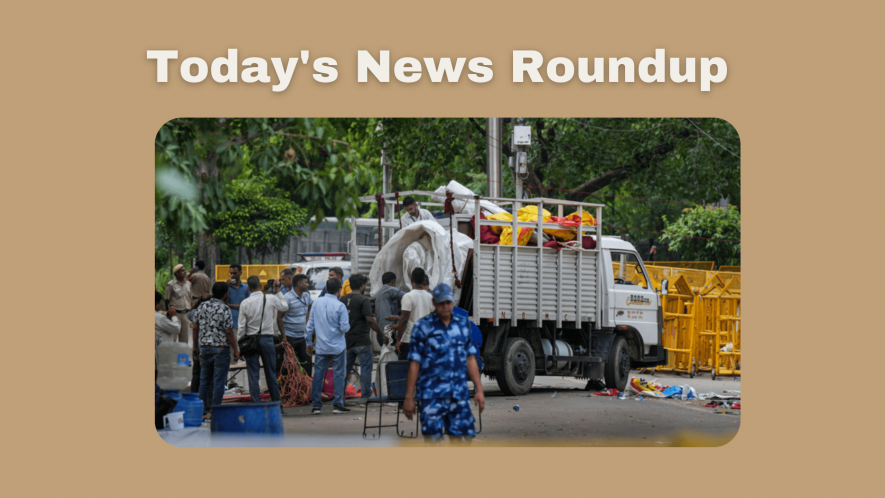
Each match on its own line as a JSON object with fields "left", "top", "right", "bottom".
{"left": 496, "top": 338, "right": 535, "bottom": 396}
{"left": 604, "top": 335, "right": 630, "bottom": 392}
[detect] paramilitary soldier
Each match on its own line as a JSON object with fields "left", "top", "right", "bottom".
{"left": 403, "top": 283, "right": 485, "bottom": 442}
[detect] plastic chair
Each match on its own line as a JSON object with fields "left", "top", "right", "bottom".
{"left": 362, "top": 361, "right": 420, "bottom": 439}
{"left": 362, "top": 360, "right": 483, "bottom": 438}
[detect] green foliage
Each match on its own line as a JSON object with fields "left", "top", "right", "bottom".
{"left": 660, "top": 206, "right": 741, "bottom": 265}
{"left": 156, "top": 268, "right": 172, "bottom": 295}
{"left": 212, "top": 177, "right": 308, "bottom": 261}
{"left": 155, "top": 117, "right": 740, "bottom": 263}
{"left": 375, "top": 118, "right": 740, "bottom": 242}
{"left": 155, "top": 118, "right": 377, "bottom": 233}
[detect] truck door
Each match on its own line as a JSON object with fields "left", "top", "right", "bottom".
{"left": 610, "top": 251, "right": 659, "bottom": 350}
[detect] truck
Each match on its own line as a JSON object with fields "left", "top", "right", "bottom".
{"left": 348, "top": 191, "right": 668, "bottom": 395}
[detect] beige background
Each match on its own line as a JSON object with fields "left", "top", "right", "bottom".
{"left": 1, "top": 0, "right": 882, "bottom": 495}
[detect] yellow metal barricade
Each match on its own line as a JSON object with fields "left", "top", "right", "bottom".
{"left": 695, "top": 274, "right": 726, "bottom": 373}
{"left": 719, "top": 265, "right": 740, "bottom": 272}
{"left": 694, "top": 274, "right": 741, "bottom": 378}
{"left": 215, "top": 264, "right": 289, "bottom": 287}
{"left": 655, "top": 275, "right": 697, "bottom": 376}
{"left": 666, "top": 268, "right": 709, "bottom": 290}
{"left": 646, "top": 261, "right": 715, "bottom": 270}
{"left": 707, "top": 271, "right": 740, "bottom": 289}
{"left": 711, "top": 277, "right": 741, "bottom": 379}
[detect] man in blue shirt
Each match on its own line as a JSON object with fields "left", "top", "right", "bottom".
{"left": 306, "top": 278, "right": 351, "bottom": 414}
{"left": 403, "top": 283, "right": 486, "bottom": 442}
{"left": 277, "top": 270, "right": 313, "bottom": 377}
{"left": 318, "top": 267, "right": 350, "bottom": 298}
{"left": 225, "top": 264, "right": 251, "bottom": 335}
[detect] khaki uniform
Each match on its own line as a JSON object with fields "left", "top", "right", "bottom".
{"left": 165, "top": 279, "right": 192, "bottom": 343}
{"left": 190, "top": 270, "right": 212, "bottom": 304}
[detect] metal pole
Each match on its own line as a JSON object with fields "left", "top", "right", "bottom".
{"left": 514, "top": 118, "right": 526, "bottom": 211}
{"left": 487, "top": 118, "right": 502, "bottom": 199}
{"left": 513, "top": 125, "right": 522, "bottom": 202}
{"left": 377, "top": 120, "right": 393, "bottom": 242}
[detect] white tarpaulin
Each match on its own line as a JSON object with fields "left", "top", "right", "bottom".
{"left": 368, "top": 220, "right": 473, "bottom": 303}
{"left": 430, "top": 180, "right": 506, "bottom": 217}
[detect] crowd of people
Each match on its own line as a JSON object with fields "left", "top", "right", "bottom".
{"left": 156, "top": 202, "right": 484, "bottom": 440}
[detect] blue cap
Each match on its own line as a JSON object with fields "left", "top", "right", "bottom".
{"left": 432, "top": 283, "right": 454, "bottom": 303}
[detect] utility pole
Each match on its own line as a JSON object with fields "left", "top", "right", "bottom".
{"left": 377, "top": 120, "right": 393, "bottom": 243}
{"left": 487, "top": 118, "right": 502, "bottom": 199}
{"left": 511, "top": 118, "right": 531, "bottom": 212}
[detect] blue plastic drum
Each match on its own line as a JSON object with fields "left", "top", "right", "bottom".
{"left": 178, "top": 393, "right": 204, "bottom": 427}
{"left": 210, "top": 402, "right": 284, "bottom": 436}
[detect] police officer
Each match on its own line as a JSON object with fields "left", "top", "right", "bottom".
{"left": 403, "top": 283, "right": 485, "bottom": 442}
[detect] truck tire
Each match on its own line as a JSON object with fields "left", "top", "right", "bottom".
{"left": 604, "top": 335, "right": 630, "bottom": 392}
{"left": 496, "top": 338, "right": 535, "bottom": 396}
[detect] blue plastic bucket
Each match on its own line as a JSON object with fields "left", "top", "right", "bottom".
{"left": 210, "top": 402, "right": 284, "bottom": 435}
{"left": 179, "top": 393, "right": 204, "bottom": 427}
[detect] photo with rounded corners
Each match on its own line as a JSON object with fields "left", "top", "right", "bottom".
{"left": 154, "top": 117, "right": 741, "bottom": 447}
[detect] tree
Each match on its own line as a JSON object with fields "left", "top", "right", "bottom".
{"left": 660, "top": 206, "right": 741, "bottom": 266}
{"left": 212, "top": 177, "right": 308, "bottom": 263}
{"left": 155, "top": 118, "right": 378, "bottom": 273}
{"left": 374, "top": 117, "right": 740, "bottom": 247}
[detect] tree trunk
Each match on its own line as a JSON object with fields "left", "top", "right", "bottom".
{"left": 245, "top": 247, "right": 254, "bottom": 264}
{"left": 197, "top": 230, "right": 217, "bottom": 280}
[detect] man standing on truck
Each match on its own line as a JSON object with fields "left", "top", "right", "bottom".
{"left": 403, "top": 283, "right": 485, "bottom": 442}
{"left": 400, "top": 196, "right": 439, "bottom": 228}
{"left": 387, "top": 268, "right": 434, "bottom": 361}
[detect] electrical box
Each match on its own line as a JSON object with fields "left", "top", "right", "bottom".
{"left": 513, "top": 126, "right": 532, "bottom": 145}
{"left": 516, "top": 151, "right": 528, "bottom": 176}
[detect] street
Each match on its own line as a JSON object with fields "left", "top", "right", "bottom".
{"left": 277, "top": 371, "right": 741, "bottom": 446}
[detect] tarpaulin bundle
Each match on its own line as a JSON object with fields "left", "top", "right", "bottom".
{"left": 368, "top": 219, "right": 472, "bottom": 301}
{"left": 375, "top": 193, "right": 386, "bottom": 250}
{"left": 444, "top": 191, "right": 461, "bottom": 288}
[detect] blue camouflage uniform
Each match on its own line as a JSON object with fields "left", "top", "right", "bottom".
{"left": 407, "top": 310, "right": 479, "bottom": 438}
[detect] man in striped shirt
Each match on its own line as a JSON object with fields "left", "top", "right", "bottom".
{"left": 278, "top": 271, "right": 313, "bottom": 377}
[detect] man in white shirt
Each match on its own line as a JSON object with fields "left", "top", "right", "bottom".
{"left": 401, "top": 196, "right": 439, "bottom": 228}
{"left": 387, "top": 268, "right": 434, "bottom": 361}
{"left": 155, "top": 291, "right": 180, "bottom": 379}
{"left": 238, "top": 276, "right": 290, "bottom": 403}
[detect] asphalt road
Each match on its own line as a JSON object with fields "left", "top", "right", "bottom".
{"left": 278, "top": 371, "right": 741, "bottom": 446}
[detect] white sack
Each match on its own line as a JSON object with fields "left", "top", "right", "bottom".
{"left": 430, "top": 180, "right": 506, "bottom": 217}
